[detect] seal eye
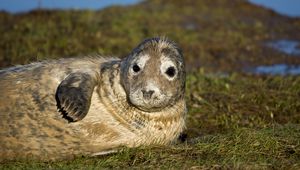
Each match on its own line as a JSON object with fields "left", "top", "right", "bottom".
{"left": 165, "top": 66, "right": 176, "bottom": 78}
{"left": 132, "top": 64, "right": 141, "bottom": 73}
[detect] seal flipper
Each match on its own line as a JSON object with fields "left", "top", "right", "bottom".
{"left": 56, "top": 72, "right": 96, "bottom": 122}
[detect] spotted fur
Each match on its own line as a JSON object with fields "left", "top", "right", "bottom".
{"left": 0, "top": 37, "right": 186, "bottom": 161}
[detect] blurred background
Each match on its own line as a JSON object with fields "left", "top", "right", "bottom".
{"left": 0, "top": 0, "right": 141, "bottom": 13}
{"left": 0, "top": 0, "right": 299, "bottom": 75}
{"left": 1, "top": 0, "right": 300, "bottom": 17}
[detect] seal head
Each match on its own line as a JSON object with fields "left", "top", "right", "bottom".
{"left": 120, "top": 37, "right": 185, "bottom": 112}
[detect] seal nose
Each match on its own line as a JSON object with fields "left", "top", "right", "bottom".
{"left": 142, "top": 90, "right": 154, "bottom": 100}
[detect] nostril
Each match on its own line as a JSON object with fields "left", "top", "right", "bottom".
{"left": 142, "top": 90, "right": 155, "bottom": 99}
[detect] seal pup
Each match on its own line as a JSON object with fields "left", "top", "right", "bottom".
{"left": 0, "top": 37, "right": 186, "bottom": 161}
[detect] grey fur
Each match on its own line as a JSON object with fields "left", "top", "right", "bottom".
{"left": 0, "top": 37, "right": 186, "bottom": 161}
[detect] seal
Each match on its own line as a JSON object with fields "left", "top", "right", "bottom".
{"left": 0, "top": 37, "right": 186, "bottom": 161}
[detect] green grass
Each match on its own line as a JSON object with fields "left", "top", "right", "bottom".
{"left": 1, "top": 0, "right": 300, "bottom": 169}
{"left": 186, "top": 73, "right": 300, "bottom": 136}
{"left": 2, "top": 125, "right": 299, "bottom": 169}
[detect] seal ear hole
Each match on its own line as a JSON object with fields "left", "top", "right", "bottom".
{"left": 165, "top": 66, "right": 176, "bottom": 78}
{"left": 132, "top": 64, "right": 141, "bottom": 73}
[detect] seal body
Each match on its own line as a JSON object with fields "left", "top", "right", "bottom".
{"left": 0, "top": 38, "right": 186, "bottom": 161}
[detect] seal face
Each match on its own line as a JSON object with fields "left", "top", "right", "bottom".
{"left": 120, "top": 38, "right": 185, "bottom": 112}
{"left": 0, "top": 37, "right": 186, "bottom": 161}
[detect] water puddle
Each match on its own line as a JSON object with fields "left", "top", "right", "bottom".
{"left": 250, "top": 39, "right": 300, "bottom": 75}
{"left": 249, "top": 64, "right": 300, "bottom": 75}
{"left": 266, "top": 40, "right": 300, "bottom": 56}
{"left": 0, "top": 0, "right": 141, "bottom": 13}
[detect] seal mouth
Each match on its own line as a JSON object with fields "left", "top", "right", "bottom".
{"left": 127, "top": 97, "right": 166, "bottom": 113}
{"left": 135, "top": 105, "right": 165, "bottom": 112}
